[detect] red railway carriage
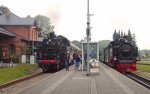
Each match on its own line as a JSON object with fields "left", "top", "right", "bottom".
{"left": 104, "top": 38, "right": 138, "bottom": 73}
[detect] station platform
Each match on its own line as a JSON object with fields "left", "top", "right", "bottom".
{"left": 17, "top": 62, "right": 149, "bottom": 94}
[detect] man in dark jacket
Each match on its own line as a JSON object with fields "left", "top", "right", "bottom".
{"left": 65, "top": 52, "right": 70, "bottom": 71}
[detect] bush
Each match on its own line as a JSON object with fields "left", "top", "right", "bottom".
{"left": 10, "top": 54, "right": 19, "bottom": 63}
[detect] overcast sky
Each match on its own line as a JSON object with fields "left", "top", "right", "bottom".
{"left": 0, "top": 0, "right": 150, "bottom": 50}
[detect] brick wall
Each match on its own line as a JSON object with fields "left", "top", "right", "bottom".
{"left": 0, "top": 25, "right": 38, "bottom": 61}
{"left": 0, "top": 37, "right": 27, "bottom": 59}
{"left": 4, "top": 26, "right": 38, "bottom": 41}
{"left": 29, "top": 26, "right": 38, "bottom": 41}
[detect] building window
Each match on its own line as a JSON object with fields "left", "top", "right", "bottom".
{"left": 9, "top": 44, "right": 16, "bottom": 55}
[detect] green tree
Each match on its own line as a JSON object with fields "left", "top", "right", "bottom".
{"left": 0, "top": 5, "right": 10, "bottom": 15}
{"left": 127, "top": 29, "right": 132, "bottom": 41}
{"left": 132, "top": 33, "right": 137, "bottom": 47}
{"left": 112, "top": 29, "right": 137, "bottom": 47}
{"left": 121, "top": 30, "right": 123, "bottom": 38}
{"left": 113, "top": 30, "right": 120, "bottom": 41}
{"left": 113, "top": 29, "right": 117, "bottom": 41}
{"left": 118, "top": 30, "right": 121, "bottom": 38}
{"left": 71, "top": 40, "right": 81, "bottom": 49}
{"left": 99, "top": 40, "right": 110, "bottom": 49}
{"left": 35, "top": 15, "right": 54, "bottom": 37}
{"left": 123, "top": 32, "right": 126, "bottom": 37}
{"left": 26, "top": 15, "right": 31, "bottom": 18}
{"left": 99, "top": 40, "right": 110, "bottom": 60}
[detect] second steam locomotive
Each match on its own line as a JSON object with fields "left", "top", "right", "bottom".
{"left": 103, "top": 38, "right": 138, "bottom": 73}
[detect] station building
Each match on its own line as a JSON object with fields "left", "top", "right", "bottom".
{"left": 0, "top": 10, "right": 38, "bottom": 61}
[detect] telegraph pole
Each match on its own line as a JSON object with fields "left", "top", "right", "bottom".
{"left": 86, "top": 0, "right": 91, "bottom": 76}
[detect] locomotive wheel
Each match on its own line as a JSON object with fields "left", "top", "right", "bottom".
{"left": 42, "top": 69, "right": 47, "bottom": 73}
{"left": 42, "top": 64, "right": 47, "bottom": 72}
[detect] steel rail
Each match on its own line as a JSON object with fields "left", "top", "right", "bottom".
{"left": 124, "top": 73, "right": 150, "bottom": 89}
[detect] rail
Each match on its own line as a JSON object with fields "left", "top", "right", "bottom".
{"left": 124, "top": 73, "right": 150, "bottom": 89}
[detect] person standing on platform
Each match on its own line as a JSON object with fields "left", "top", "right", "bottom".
{"left": 65, "top": 52, "right": 70, "bottom": 71}
{"left": 75, "top": 53, "right": 81, "bottom": 71}
{"left": 73, "top": 50, "right": 77, "bottom": 69}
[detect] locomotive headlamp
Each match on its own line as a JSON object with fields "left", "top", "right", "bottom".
{"left": 114, "top": 57, "right": 117, "bottom": 60}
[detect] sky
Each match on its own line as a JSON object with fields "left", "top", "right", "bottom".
{"left": 0, "top": 0, "right": 150, "bottom": 50}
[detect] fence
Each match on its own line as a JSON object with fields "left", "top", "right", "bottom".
{"left": 0, "top": 61, "right": 14, "bottom": 68}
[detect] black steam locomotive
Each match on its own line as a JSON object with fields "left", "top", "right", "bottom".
{"left": 103, "top": 38, "right": 138, "bottom": 73}
{"left": 38, "top": 32, "right": 70, "bottom": 72}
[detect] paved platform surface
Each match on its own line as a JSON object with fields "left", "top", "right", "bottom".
{"left": 16, "top": 62, "right": 150, "bottom": 94}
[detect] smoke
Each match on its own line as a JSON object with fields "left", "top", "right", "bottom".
{"left": 109, "top": 17, "right": 129, "bottom": 30}
{"left": 47, "top": 4, "right": 62, "bottom": 33}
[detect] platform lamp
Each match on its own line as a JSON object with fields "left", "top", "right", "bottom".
{"left": 86, "top": 0, "right": 90, "bottom": 76}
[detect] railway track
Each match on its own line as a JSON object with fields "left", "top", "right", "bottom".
{"left": 124, "top": 73, "right": 150, "bottom": 89}
{"left": 100, "top": 61, "right": 150, "bottom": 89}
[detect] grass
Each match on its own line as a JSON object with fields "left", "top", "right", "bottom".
{"left": 133, "top": 61, "right": 150, "bottom": 79}
{"left": 136, "top": 64, "right": 150, "bottom": 72}
{"left": 137, "top": 61, "right": 150, "bottom": 65}
{"left": 0, "top": 64, "right": 38, "bottom": 85}
{"left": 136, "top": 61, "right": 150, "bottom": 72}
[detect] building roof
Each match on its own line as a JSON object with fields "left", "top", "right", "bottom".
{"left": 0, "top": 27, "right": 29, "bottom": 41}
{"left": 0, "top": 12, "right": 35, "bottom": 25}
{"left": 0, "top": 27, "right": 15, "bottom": 37}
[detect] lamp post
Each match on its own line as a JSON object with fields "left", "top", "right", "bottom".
{"left": 86, "top": 0, "right": 90, "bottom": 76}
{"left": 31, "top": 26, "right": 36, "bottom": 64}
